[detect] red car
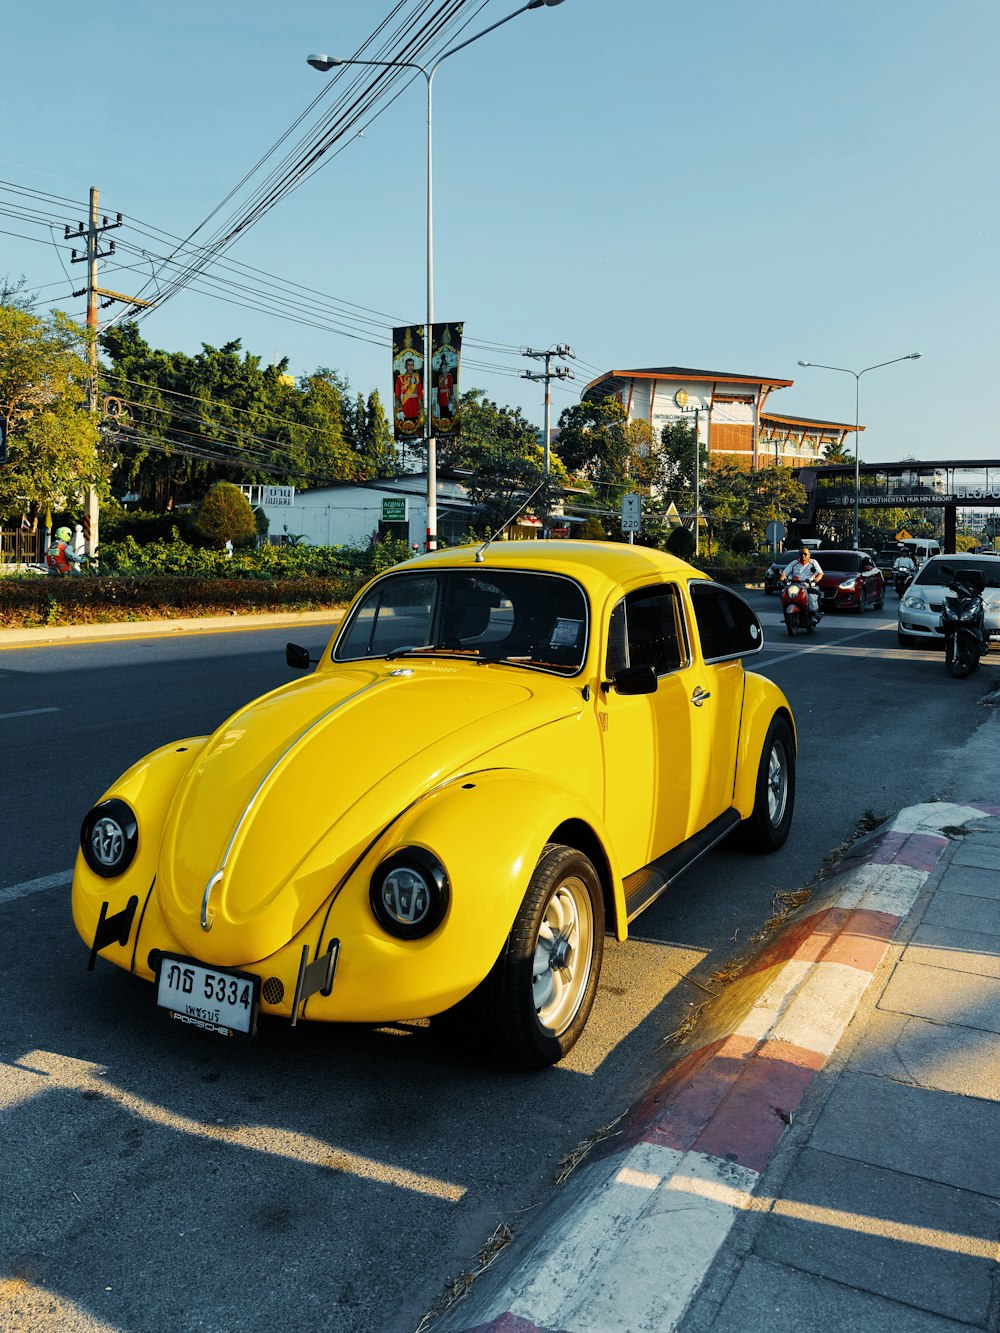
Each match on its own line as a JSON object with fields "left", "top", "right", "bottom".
{"left": 816, "top": 549, "right": 886, "bottom": 612}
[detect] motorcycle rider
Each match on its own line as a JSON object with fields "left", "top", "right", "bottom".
{"left": 45, "top": 525, "right": 85, "bottom": 576}
{"left": 781, "top": 546, "right": 824, "bottom": 617}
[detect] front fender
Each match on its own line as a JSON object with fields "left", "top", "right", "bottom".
{"left": 72, "top": 737, "right": 207, "bottom": 969}
{"left": 301, "top": 767, "right": 621, "bottom": 1022}
{"left": 733, "top": 674, "right": 796, "bottom": 820}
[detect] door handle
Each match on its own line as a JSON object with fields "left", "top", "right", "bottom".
{"left": 691, "top": 686, "right": 711, "bottom": 707}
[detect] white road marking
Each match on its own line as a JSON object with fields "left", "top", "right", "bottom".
{"left": 0, "top": 869, "right": 73, "bottom": 903}
{"left": 0, "top": 706, "right": 62, "bottom": 721}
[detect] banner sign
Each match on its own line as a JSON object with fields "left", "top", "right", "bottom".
{"left": 431, "top": 322, "right": 463, "bottom": 436}
{"left": 392, "top": 326, "right": 426, "bottom": 440}
{"left": 381, "top": 497, "right": 407, "bottom": 522}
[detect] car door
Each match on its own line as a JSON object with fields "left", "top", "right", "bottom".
{"left": 686, "top": 581, "right": 764, "bottom": 828}
{"left": 600, "top": 582, "right": 706, "bottom": 875}
{"left": 860, "top": 555, "right": 878, "bottom": 604}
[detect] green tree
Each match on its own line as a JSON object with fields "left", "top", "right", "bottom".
{"left": 99, "top": 327, "right": 360, "bottom": 508}
{"left": 450, "top": 391, "right": 564, "bottom": 532}
{"left": 0, "top": 302, "right": 101, "bottom": 517}
{"left": 353, "top": 389, "right": 397, "bottom": 479}
{"left": 555, "top": 397, "right": 632, "bottom": 499}
{"left": 192, "top": 481, "right": 257, "bottom": 549}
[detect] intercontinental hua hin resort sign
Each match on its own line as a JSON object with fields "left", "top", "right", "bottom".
{"left": 825, "top": 483, "right": 1000, "bottom": 507}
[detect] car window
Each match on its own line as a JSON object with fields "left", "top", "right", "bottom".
{"left": 915, "top": 556, "right": 1000, "bottom": 589}
{"left": 335, "top": 569, "right": 589, "bottom": 674}
{"left": 689, "top": 581, "right": 763, "bottom": 662}
{"left": 823, "top": 552, "right": 862, "bottom": 573}
{"left": 605, "top": 584, "right": 688, "bottom": 678}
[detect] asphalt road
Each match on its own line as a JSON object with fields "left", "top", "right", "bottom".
{"left": 1, "top": 597, "right": 997, "bottom": 1333}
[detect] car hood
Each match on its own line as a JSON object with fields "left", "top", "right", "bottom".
{"left": 156, "top": 662, "right": 583, "bottom": 963}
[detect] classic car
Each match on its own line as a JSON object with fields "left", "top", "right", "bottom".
{"left": 815, "top": 549, "right": 886, "bottom": 611}
{"left": 73, "top": 541, "right": 796, "bottom": 1067}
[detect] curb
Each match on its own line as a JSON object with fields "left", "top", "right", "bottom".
{"left": 438, "top": 799, "right": 1000, "bottom": 1333}
{"left": 0, "top": 608, "right": 344, "bottom": 649}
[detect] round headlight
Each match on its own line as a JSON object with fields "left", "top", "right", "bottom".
{"left": 369, "top": 848, "right": 449, "bottom": 940}
{"left": 80, "top": 799, "right": 138, "bottom": 879}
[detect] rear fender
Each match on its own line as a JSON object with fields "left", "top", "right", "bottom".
{"left": 732, "top": 676, "right": 796, "bottom": 820}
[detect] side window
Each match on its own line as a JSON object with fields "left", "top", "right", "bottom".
{"left": 605, "top": 584, "right": 688, "bottom": 678}
{"left": 689, "top": 582, "right": 762, "bottom": 662}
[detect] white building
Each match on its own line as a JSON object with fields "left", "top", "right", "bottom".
{"left": 242, "top": 473, "right": 479, "bottom": 550}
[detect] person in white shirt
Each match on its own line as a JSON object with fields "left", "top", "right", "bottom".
{"left": 782, "top": 547, "right": 824, "bottom": 613}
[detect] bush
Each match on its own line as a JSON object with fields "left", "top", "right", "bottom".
{"left": 193, "top": 482, "right": 257, "bottom": 549}
{"left": 665, "top": 525, "right": 696, "bottom": 558}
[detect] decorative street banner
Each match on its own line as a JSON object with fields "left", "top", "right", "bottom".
{"left": 391, "top": 325, "right": 425, "bottom": 440}
{"left": 430, "top": 322, "right": 463, "bottom": 436}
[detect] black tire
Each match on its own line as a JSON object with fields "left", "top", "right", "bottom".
{"left": 945, "top": 634, "right": 979, "bottom": 679}
{"left": 898, "top": 630, "right": 917, "bottom": 648}
{"left": 741, "top": 715, "right": 795, "bottom": 853}
{"left": 784, "top": 610, "right": 796, "bottom": 638}
{"left": 483, "top": 844, "right": 604, "bottom": 1068}
{"left": 874, "top": 589, "right": 885, "bottom": 610}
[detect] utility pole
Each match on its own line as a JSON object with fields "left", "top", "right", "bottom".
{"left": 521, "top": 344, "right": 574, "bottom": 537}
{"left": 680, "top": 402, "right": 710, "bottom": 557}
{"left": 67, "top": 187, "right": 153, "bottom": 558}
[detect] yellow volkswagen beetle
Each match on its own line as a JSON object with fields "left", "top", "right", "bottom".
{"left": 73, "top": 541, "right": 795, "bottom": 1067}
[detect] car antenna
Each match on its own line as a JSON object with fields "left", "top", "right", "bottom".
{"left": 475, "top": 481, "right": 547, "bottom": 563}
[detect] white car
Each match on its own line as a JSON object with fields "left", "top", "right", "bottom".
{"left": 897, "top": 552, "right": 1000, "bottom": 647}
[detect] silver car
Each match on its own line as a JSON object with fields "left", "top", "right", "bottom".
{"left": 897, "top": 553, "right": 1000, "bottom": 648}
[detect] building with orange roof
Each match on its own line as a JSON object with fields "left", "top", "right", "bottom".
{"left": 582, "top": 366, "right": 857, "bottom": 469}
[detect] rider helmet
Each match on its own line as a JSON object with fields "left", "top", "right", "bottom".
{"left": 55, "top": 526, "right": 72, "bottom": 542}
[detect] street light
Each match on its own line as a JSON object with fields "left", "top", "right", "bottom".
{"left": 308, "top": 0, "right": 565, "bottom": 551}
{"left": 796, "top": 354, "right": 921, "bottom": 550}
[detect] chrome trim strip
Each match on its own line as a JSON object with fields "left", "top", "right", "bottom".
{"left": 200, "top": 677, "right": 390, "bottom": 930}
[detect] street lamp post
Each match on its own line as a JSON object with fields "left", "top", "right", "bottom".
{"left": 797, "top": 354, "right": 921, "bottom": 550}
{"left": 309, "top": 0, "right": 564, "bottom": 551}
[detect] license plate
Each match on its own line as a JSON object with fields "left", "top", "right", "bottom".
{"left": 156, "top": 954, "right": 260, "bottom": 1038}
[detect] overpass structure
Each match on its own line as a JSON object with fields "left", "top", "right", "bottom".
{"left": 792, "top": 458, "right": 1000, "bottom": 550}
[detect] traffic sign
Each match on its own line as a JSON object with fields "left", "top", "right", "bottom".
{"left": 620, "top": 493, "right": 641, "bottom": 533}
{"left": 765, "top": 520, "right": 786, "bottom": 543}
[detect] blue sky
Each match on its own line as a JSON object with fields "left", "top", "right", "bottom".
{"left": 2, "top": 0, "right": 997, "bottom": 460}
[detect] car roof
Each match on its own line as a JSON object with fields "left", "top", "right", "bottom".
{"left": 392, "top": 539, "right": 711, "bottom": 598}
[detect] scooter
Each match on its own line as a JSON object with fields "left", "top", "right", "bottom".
{"left": 941, "top": 571, "right": 990, "bottom": 678}
{"left": 781, "top": 578, "right": 823, "bottom": 637}
{"left": 894, "top": 567, "right": 915, "bottom": 597}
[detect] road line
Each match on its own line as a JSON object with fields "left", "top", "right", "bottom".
{"left": 0, "top": 706, "right": 62, "bottom": 720}
{"left": 0, "top": 869, "right": 73, "bottom": 904}
{"left": 759, "top": 624, "right": 897, "bottom": 668}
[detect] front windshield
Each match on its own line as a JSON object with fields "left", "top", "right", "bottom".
{"left": 334, "top": 568, "right": 589, "bottom": 675}
{"left": 915, "top": 557, "right": 1000, "bottom": 589}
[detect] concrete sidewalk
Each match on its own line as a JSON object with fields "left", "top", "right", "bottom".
{"left": 438, "top": 797, "right": 1000, "bottom": 1333}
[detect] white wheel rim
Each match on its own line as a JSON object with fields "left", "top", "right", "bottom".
{"left": 767, "top": 741, "right": 788, "bottom": 826}
{"left": 531, "top": 875, "right": 593, "bottom": 1035}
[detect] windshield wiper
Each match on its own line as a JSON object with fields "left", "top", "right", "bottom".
{"left": 384, "top": 644, "right": 481, "bottom": 661}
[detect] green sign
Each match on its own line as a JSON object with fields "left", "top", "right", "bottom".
{"left": 382, "top": 497, "right": 408, "bottom": 522}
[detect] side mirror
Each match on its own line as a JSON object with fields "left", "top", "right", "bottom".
{"left": 285, "top": 642, "right": 313, "bottom": 671}
{"left": 608, "top": 665, "right": 658, "bottom": 696}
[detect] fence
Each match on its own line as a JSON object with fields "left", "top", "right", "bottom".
{"left": 0, "top": 528, "right": 42, "bottom": 565}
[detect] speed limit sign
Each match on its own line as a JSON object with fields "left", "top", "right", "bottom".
{"left": 620, "top": 493, "right": 641, "bottom": 533}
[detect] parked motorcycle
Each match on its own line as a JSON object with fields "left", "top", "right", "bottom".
{"left": 942, "top": 571, "right": 989, "bottom": 678}
{"left": 781, "top": 578, "right": 823, "bottom": 636}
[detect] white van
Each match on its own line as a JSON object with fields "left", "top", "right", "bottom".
{"left": 897, "top": 538, "right": 941, "bottom": 566}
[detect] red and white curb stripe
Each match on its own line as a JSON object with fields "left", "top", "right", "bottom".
{"left": 445, "top": 801, "right": 1000, "bottom": 1333}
